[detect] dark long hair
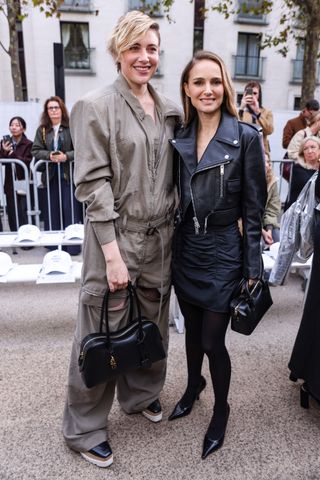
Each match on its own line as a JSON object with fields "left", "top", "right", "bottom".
{"left": 40, "top": 96, "right": 69, "bottom": 131}
{"left": 9, "top": 116, "right": 27, "bottom": 130}
{"left": 180, "top": 51, "right": 238, "bottom": 126}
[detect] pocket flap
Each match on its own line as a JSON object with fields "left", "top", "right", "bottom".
{"left": 227, "top": 179, "right": 241, "bottom": 193}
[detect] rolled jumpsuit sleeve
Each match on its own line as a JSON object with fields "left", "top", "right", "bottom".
{"left": 71, "top": 98, "right": 119, "bottom": 245}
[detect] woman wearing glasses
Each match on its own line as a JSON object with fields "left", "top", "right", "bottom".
{"left": 31, "top": 96, "right": 82, "bottom": 254}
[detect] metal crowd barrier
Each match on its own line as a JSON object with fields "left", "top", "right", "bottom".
{"left": 31, "top": 159, "right": 85, "bottom": 230}
{"left": 270, "top": 159, "right": 294, "bottom": 205}
{"left": 0, "top": 158, "right": 33, "bottom": 229}
{"left": 0, "top": 157, "right": 85, "bottom": 232}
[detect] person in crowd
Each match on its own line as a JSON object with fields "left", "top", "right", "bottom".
{"left": 269, "top": 139, "right": 320, "bottom": 407}
{"left": 262, "top": 153, "right": 281, "bottom": 247}
{"left": 287, "top": 112, "right": 320, "bottom": 162}
{"left": 62, "top": 11, "right": 180, "bottom": 468}
{"left": 0, "top": 117, "right": 33, "bottom": 231}
{"left": 281, "top": 99, "right": 319, "bottom": 181}
{"left": 282, "top": 98, "right": 319, "bottom": 149}
{"left": 31, "top": 96, "right": 82, "bottom": 255}
{"left": 238, "top": 80, "right": 273, "bottom": 154}
{"left": 288, "top": 166, "right": 320, "bottom": 407}
{"left": 285, "top": 124, "right": 320, "bottom": 209}
{"left": 168, "top": 51, "right": 266, "bottom": 459}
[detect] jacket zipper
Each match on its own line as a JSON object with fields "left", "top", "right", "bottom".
{"left": 190, "top": 160, "right": 230, "bottom": 235}
{"left": 220, "top": 164, "right": 225, "bottom": 198}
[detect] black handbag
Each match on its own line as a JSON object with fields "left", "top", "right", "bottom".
{"left": 230, "top": 279, "right": 273, "bottom": 335}
{"left": 78, "top": 282, "right": 166, "bottom": 388}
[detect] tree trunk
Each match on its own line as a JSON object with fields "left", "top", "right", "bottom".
{"left": 300, "top": 4, "right": 320, "bottom": 106}
{"left": 6, "top": 0, "right": 23, "bottom": 101}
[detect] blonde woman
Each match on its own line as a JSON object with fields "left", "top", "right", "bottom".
{"left": 286, "top": 134, "right": 320, "bottom": 209}
{"left": 62, "top": 11, "right": 180, "bottom": 467}
{"left": 287, "top": 112, "right": 320, "bottom": 165}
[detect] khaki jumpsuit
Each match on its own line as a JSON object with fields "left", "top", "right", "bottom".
{"left": 62, "top": 74, "right": 181, "bottom": 452}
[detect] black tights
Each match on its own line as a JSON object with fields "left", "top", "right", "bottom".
{"left": 178, "top": 297, "right": 231, "bottom": 417}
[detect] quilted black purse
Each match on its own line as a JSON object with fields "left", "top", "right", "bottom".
{"left": 78, "top": 282, "right": 165, "bottom": 388}
{"left": 230, "top": 279, "right": 273, "bottom": 336}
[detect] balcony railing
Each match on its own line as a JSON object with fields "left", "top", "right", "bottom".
{"left": 232, "top": 55, "right": 265, "bottom": 80}
{"left": 128, "top": 0, "right": 163, "bottom": 16}
{"left": 236, "top": 0, "right": 268, "bottom": 24}
{"left": 64, "top": 47, "right": 96, "bottom": 74}
{"left": 59, "top": 0, "right": 93, "bottom": 13}
{"left": 291, "top": 59, "right": 320, "bottom": 84}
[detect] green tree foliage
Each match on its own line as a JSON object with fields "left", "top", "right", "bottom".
{"left": 0, "top": 0, "right": 62, "bottom": 101}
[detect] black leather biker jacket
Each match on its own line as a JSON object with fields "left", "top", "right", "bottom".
{"left": 170, "top": 111, "right": 267, "bottom": 279}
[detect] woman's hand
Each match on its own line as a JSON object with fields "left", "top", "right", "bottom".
{"left": 247, "top": 279, "right": 258, "bottom": 289}
{"left": 2, "top": 140, "right": 14, "bottom": 155}
{"left": 102, "top": 240, "right": 130, "bottom": 292}
{"left": 240, "top": 93, "right": 250, "bottom": 110}
{"left": 49, "top": 151, "right": 67, "bottom": 163}
{"left": 262, "top": 228, "right": 273, "bottom": 245}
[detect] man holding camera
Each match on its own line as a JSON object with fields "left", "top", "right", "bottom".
{"left": 238, "top": 81, "right": 274, "bottom": 154}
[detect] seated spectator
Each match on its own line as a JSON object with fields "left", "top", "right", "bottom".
{"left": 238, "top": 81, "right": 274, "bottom": 154}
{"left": 286, "top": 136, "right": 320, "bottom": 209}
{"left": 262, "top": 153, "right": 281, "bottom": 247}
{"left": 0, "top": 117, "right": 33, "bottom": 231}
{"left": 282, "top": 99, "right": 319, "bottom": 149}
{"left": 287, "top": 112, "right": 320, "bottom": 163}
{"left": 31, "top": 96, "right": 82, "bottom": 255}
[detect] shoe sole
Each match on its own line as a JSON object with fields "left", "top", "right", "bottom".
{"left": 141, "top": 410, "right": 163, "bottom": 423}
{"left": 80, "top": 451, "right": 113, "bottom": 468}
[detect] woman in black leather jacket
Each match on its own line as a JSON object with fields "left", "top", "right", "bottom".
{"left": 168, "top": 51, "right": 267, "bottom": 459}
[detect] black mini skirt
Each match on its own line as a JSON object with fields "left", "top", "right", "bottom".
{"left": 172, "top": 219, "right": 243, "bottom": 313}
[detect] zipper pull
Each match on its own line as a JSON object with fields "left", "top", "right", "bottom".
{"left": 220, "top": 164, "right": 225, "bottom": 198}
{"left": 193, "top": 216, "right": 200, "bottom": 235}
{"left": 204, "top": 215, "right": 209, "bottom": 235}
{"left": 110, "top": 355, "right": 117, "bottom": 369}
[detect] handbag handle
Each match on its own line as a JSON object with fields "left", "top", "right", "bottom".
{"left": 99, "top": 282, "right": 144, "bottom": 345}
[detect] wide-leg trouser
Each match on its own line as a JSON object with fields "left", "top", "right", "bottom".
{"left": 62, "top": 221, "right": 172, "bottom": 452}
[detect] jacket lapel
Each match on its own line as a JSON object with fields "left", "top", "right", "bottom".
{"left": 172, "top": 112, "right": 240, "bottom": 174}
{"left": 197, "top": 113, "right": 240, "bottom": 171}
{"left": 170, "top": 121, "right": 197, "bottom": 175}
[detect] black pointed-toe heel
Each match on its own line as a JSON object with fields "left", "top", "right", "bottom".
{"left": 168, "top": 376, "right": 207, "bottom": 421}
{"left": 289, "top": 372, "right": 298, "bottom": 382}
{"left": 300, "top": 383, "right": 309, "bottom": 409}
{"left": 202, "top": 404, "right": 230, "bottom": 460}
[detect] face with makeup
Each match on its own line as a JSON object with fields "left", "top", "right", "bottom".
{"left": 183, "top": 59, "right": 224, "bottom": 117}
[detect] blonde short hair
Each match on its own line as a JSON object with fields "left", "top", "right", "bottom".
{"left": 298, "top": 135, "right": 320, "bottom": 156}
{"left": 180, "top": 51, "right": 238, "bottom": 126}
{"left": 108, "top": 10, "right": 160, "bottom": 71}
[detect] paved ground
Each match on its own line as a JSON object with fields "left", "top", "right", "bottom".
{"left": 1, "top": 247, "right": 320, "bottom": 480}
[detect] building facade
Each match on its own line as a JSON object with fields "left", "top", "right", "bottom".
{"left": 0, "top": 0, "right": 319, "bottom": 110}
